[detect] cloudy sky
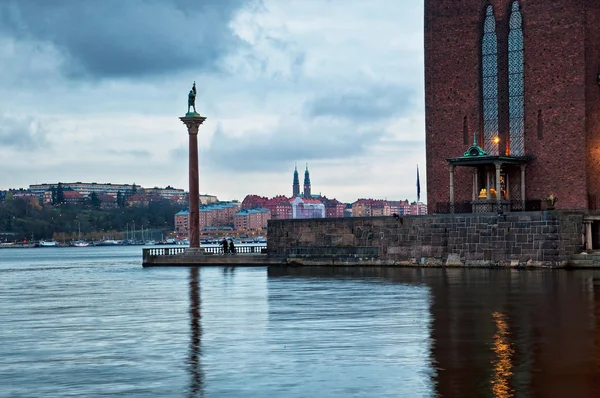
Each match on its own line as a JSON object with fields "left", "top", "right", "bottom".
{"left": 0, "top": 0, "right": 425, "bottom": 203}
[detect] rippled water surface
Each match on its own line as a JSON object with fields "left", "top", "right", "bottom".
{"left": 2, "top": 247, "right": 600, "bottom": 397}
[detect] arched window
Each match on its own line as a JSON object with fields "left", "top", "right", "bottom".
{"left": 508, "top": 1, "right": 524, "bottom": 155}
{"left": 482, "top": 5, "right": 499, "bottom": 155}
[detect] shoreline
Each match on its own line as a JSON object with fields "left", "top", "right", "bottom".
{"left": 142, "top": 251, "right": 600, "bottom": 269}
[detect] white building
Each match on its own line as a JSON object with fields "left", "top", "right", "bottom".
{"left": 290, "top": 197, "right": 325, "bottom": 219}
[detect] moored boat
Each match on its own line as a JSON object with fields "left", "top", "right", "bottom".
{"left": 94, "top": 239, "right": 122, "bottom": 246}
{"left": 39, "top": 240, "right": 58, "bottom": 247}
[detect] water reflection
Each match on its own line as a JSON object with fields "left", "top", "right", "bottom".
{"left": 491, "top": 312, "right": 513, "bottom": 398}
{"left": 269, "top": 267, "right": 600, "bottom": 397}
{"left": 267, "top": 266, "right": 436, "bottom": 397}
{"left": 221, "top": 267, "right": 236, "bottom": 278}
{"left": 188, "top": 267, "right": 204, "bottom": 397}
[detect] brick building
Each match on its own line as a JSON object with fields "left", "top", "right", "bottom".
{"left": 242, "top": 194, "right": 269, "bottom": 210}
{"left": 267, "top": 196, "right": 293, "bottom": 219}
{"left": 98, "top": 194, "right": 118, "bottom": 209}
{"left": 351, "top": 198, "right": 427, "bottom": 217}
{"left": 234, "top": 208, "right": 271, "bottom": 231}
{"left": 174, "top": 210, "right": 189, "bottom": 235}
{"left": 175, "top": 202, "right": 240, "bottom": 237}
{"left": 29, "top": 182, "right": 141, "bottom": 198}
{"left": 144, "top": 186, "right": 185, "bottom": 199}
{"left": 199, "top": 202, "right": 240, "bottom": 231}
{"left": 241, "top": 195, "right": 293, "bottom": 219}
{"left": 62, "top": 191, "right": 84, "bottom": 205}
{"left": 321, "top": 197, "right": 346, "bottom": 218}
{"left": 425, "top": 0, "right": 600, "bottom": 211}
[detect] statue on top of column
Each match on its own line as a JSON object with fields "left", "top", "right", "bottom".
{"left": 187, "top": 82, "right": 197, "bottom": 114}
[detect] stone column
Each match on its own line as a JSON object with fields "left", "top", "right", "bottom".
{"left": 180, "top": 114, "right": 207, "bottom": 251}
{"left": 472, "top": 169, "right": 478, "bottom": 201}
{"left": 586, "top": 221, "right": 593, "bottom": 251}
{"left": 520, "top": 164, "right": 526, "bottom": 210}
{"left": 495, "top": 162, "right": 502, "bottom": 202}
{"left": 449, "top": 164, "right": 456, "bottom": 212}
{"left": 486, "top": 168, "right": 491, "bottom": 200}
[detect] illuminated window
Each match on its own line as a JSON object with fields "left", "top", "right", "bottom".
{"left": 508, "top": 1, "right": 524, "bottom": 155}
{"left": 482, "top": 5, "right": 499, "bottom": 155}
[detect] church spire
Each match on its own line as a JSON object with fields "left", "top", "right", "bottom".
{"left": 303, "top": 163, "right": 311, "bottom": 198}
{"left": 292, "top": 163, "right": 300, "bottom": 197}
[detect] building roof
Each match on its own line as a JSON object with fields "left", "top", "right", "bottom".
{"left": 63, "top": 191, "right": 84, "bottom": 198}
{"left": 446, "top": 134, "right": 533, "bottom": 166}
{"left": 235, "top": 208, "right": 270, "bottom": 216}
{"left": 98, "top": 194, "right": 116, "bottom": 201}
{"left": 200, "top": 201, "right": 239, "bottom": 211}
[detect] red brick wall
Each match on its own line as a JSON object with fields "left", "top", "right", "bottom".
{"left": 522, "top": 0, "right": 588, "bottom": 209}
{"left": 425, "top": 0, "right": 597, "bottom": 210}
{"left": 585, "top": 0, "right": 600, "bottom": 209}
{"left": 425, "top": 0, "right": 482, "bottom": 208}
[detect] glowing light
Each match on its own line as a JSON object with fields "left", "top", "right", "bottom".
{"left": 491, "top": 312, "right": 514, "bottom": 397}
{"left": 493, "top": 136, "right": 500, "bottom": 144}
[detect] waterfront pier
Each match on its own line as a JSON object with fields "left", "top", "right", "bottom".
{"left": 142, "top": 245, "right": 280, "bottom": 267}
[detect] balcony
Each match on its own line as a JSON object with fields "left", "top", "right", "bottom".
{"left": 434, "top": 199, "right": 542, "bottom": 214}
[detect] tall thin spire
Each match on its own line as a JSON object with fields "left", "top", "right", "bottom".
{"left": 417, "top": 165, "right": 421, "bottom": 203}
{"left": 303, "top": 163, "right": 311, "bottom": 198}
{"left": 293, "top": 163, "right": 300, "bottom": 197}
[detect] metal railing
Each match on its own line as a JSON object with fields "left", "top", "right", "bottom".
{"left": 146, "top": 247, "right": 187, "bottom": 256}
{"left": 435, "top": 200, "right": 542, "bottom": 214}
{"left": 145, "top": 245, "right": 267, "bottom": 257}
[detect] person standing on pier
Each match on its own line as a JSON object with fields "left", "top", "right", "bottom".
{"left": 221, "top": 238, "right": 228, "bottom": 255}
{"left": 229, "top": 239, "right": 236, "bottom": 255}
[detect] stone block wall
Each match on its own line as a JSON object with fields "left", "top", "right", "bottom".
{"left": 267, "top": 211, "right": 585, "bottom": 266}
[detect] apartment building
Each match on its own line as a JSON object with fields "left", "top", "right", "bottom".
{"left": 234, "top": 208, "right": 271, "bottom": 231}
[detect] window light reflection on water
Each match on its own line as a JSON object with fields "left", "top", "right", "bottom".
{"left": 492, "top": 312, "right": 514, "bottom": 398}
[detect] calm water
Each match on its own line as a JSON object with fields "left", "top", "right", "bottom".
{"left": 1, "top": 247, "right": 600, "bottom": 397}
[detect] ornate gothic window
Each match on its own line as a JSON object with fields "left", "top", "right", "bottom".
{"left": 482, "top": 5, "right": 499, "bottom": 155}
{"left": 508, "top": 1, "right": 524, "bottom": 155}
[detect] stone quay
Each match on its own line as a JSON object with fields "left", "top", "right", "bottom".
{"left": 267, "top": 211, "right": 592, "bottom": 268}
{"left": 144, "top": 210, "right": 600, "bottom": 268}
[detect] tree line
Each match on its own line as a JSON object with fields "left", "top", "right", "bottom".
{"left": 49, "top": 182, "right": 136, "bottom": 207}
{"left": 0, "top": 194, "right": 181, "bottom": 242}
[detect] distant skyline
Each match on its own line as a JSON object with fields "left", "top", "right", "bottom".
{"left": 0, "top": 0, "right": 425, "bottom": 204}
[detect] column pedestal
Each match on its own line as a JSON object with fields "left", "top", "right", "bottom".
{"left": 183, "top": 247, "right": 205, "bottom": 256}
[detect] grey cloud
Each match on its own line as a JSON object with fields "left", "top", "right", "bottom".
{"left": 106, "top": 149, "right": 152, "bottom": 158}
{"left": 3, "top": 158, "right": 177, "bottom": 190}
{"left": 306, "top": 83, "right": 415, "bottom": 122}
{"left": 0, "top": 115, "right": 47, "bottom": 149}
{"left": 202, "top": 123, "right": 385, "bottom": 173}
{"left": 169, "top": 146, "right": 188, "bottom": 163}
{"left": 0, "top": 0, "right": 253, "bottom": 78}
{"left": 371, "top": 139, "right": 424, "bottom": 153}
